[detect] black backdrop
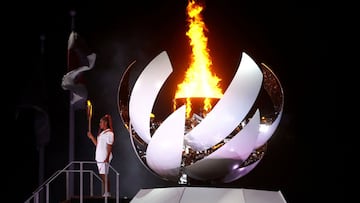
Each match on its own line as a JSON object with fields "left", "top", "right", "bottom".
{"left": 10, "top": 1, "right": 339, "bottom": 203}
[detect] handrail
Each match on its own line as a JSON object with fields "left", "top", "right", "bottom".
{"left": 30, "top": 161, "right": 77, "bottom": 194}
{"left": 24, "top": 161, "right": 120, "bottom": 203}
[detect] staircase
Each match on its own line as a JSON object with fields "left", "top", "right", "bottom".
{"left": 24, "top": 161, "right": 123, "bottom": 203}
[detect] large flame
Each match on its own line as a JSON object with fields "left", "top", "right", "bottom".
{"left": 175, "top": 0, "right": 223, "bottom": 118}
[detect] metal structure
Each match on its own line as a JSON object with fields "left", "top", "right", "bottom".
{"left": 24, "top": 161, "right": 120, "bottom": 203}
{"left": 118, "top": 51, "right": 284, "bottom": 183}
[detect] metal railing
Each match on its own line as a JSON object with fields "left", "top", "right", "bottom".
{"left": 24, "top": 161, "right": 120, "bottom": 203}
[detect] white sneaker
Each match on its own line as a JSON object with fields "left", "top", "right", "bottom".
{"left": 103, "top": 192, "right": 111, "bottom": 197}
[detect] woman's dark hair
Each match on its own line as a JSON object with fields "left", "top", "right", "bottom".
{"left": 101, "top": 114, "right": 113, "bottom": 132}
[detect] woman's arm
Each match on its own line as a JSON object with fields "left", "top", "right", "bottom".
{"left": 87, "top": 131, "right": 97, "bottom": 146}
{"left": 104, "top": 143, "right": 112, "bottom": 162}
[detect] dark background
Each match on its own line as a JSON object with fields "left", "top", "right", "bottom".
{"left": 8, "top": 0, "right": 339, "bottom": 202}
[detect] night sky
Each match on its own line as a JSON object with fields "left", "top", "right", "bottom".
{"left": 9, "top": 1, "right": 339, "bottom": 202}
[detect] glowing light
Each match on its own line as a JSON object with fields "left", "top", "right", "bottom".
{"left": 87, "top": 100, "right": 92, "bottom": 119}
{"left": 175, "top": 0, "right": 223, "bottom": 118}
{"left": 259, "top": 124, "right": 269, "bottom": 133}
{"left": 86, "top": 100, "right": 92, "bottom": 132}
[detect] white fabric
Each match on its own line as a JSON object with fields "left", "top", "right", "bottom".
{"left": 95, "top": 129, "right": 114, "bottom": 174}
{"left": 97, "top": 162, "right": 109, "bottom": 174}
{"left": 61, "top": 53, "right": 96, "bottom": 108}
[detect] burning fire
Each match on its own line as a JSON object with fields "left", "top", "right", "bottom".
{"left": 86, "top": 99, "right": 92, "bottom": 119}
{"left": 174, "top": 0, "right": 223, "bottom": 118}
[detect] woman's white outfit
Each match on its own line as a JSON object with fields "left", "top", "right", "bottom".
{"left": 95, "top": 129, "right": 114, "bottom": 174}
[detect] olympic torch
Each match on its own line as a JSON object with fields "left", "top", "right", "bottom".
{"left": 86, "top": 100, "right": 92, "bottom": 132}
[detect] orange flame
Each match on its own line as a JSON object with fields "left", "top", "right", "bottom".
{"left": 87, "top": 99, "right": 92, "bottom": 132}
{"left": 175, "top": 0, "right": 223, "bottom": 118}
{"left": 87, "top": 99, "right": 92, "bottom": 119}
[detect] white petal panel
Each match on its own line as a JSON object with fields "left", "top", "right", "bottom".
{"left": 221, "top": 159, "right": 262, "bottom": 183}
{"left": 184, "top": 110, "right": 260, "bottom": 180}
{"left": 129, "top": 51, "right": 173, "bottom": 144}
{"left": 255, "top": 109, "right": 283, "bottom": 148}
{"left": 146, "top": 105, "right": 186, "bottom": 179}
{"left": 184, "top": 52, "right": 263, "bottom": 151}
{"left": 207, "top": 110, "right": 260, "bottom": 160}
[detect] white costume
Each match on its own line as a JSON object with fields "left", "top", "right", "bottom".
{"left": 96, "top": 129, "right": 114, "bottom": 174}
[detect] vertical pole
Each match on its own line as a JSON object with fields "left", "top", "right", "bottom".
{"left": 46, "top": 183, "right": 50, "bottom": 203}
{"left": 105, "top": 163, "right": 108, "bottom": 203}
{"left": 38, "top": 146, "right": 45, "bottom": 202}
{"left": 69, "top": 98, "right": 75, "bottom": 197}
{"left": 68, "top": 10, "right": 77, "bottom": 199}
{"left": 90, "top": 171, "right": 94, "bottom": 196}
{"left": 39, "top": 34, "right": 46, "bottom": 203}
{"left": 80, "top": 162, "right": 83, "bottom": 203}
{"left": 66, "top": 171, "right": 70, "bottom": 200}
{"left": 116, "top": 172, "right": 120, "bottom": 203}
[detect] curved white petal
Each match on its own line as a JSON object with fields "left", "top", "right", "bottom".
{"left": 208, "top": 109, "right": 260, "bottom": 160}
{"left": 255, "top": 109, "right": 283, "bottom": 148}
{"left": 129, "top": 51, "right": 173, "bottom": 144}
{"left": 255, "top": 63, "right": 284, "bottom": 148}
{"left": 221, "top": 159, "right": 262, "bottom": 183}
{"left": 146, "top": 105, "right": 186, "bottom": 179}
{"left": 184, "top": 52, "right": 263, "bottom": 151}
{"left": 184, "top": 110, "right": 260, "bottom": 180}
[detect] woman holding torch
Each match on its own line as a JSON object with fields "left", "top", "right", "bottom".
{"left": 87, "top": 107, "right": 114, "bottom": 197}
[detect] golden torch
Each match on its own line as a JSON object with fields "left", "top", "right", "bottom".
{"left": 86, "top": 100, "right": 92, "bottom": 132}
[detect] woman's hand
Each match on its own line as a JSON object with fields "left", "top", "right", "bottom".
{"left": 87, "top": 131, "right": 93, "bottom": 139}
{"left": 87, "top": 132, "right": 96, "bottom": 145}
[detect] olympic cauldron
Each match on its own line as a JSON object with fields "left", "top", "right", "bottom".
{"left": 118, "top": 51, "right": 284, "bottom": 183}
